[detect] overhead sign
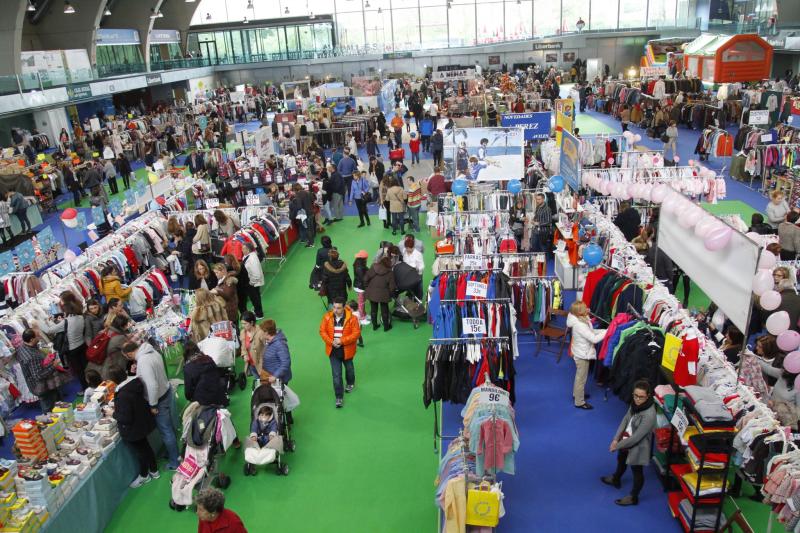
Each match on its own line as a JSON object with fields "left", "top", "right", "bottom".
{"left": 559, "top": 130, "right": 581, "bottom": 192}
{"left": 149, "top": 29, "right": 181, "bottom": 44}
{"left": 431, "top": 69, "right": 476, "bottom": 82}
{"left": 749, "top": 110, "right": 769, "bottom": 125}
{"left": 96, "top": 28, "right": 141, "bottom": 46}
{"left": 383, "top": 51, "right": 412, "bottom": 59}
{"left": 534, "top": 42, "right": 562, "bottom": 50}
{"left": 640, "top": 66, "right": 668, "bottom": 77}
{"left": 501, "top": 112, "right": 552, "bottom": 140}
{"left": 67, "top": 84, "right": 92, "bottom": 101}
{"left": 146, "top": 74, "right": 162, "bottom": 86}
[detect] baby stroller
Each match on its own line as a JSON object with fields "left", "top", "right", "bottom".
{"left": 243, "top": 383, "right": 294, "bottom": 476}
{"left": 199, "top": 321, "right": 247, "bottom": 392}
{"left": 169, "top": 403, "right": 237, "bottom": 511}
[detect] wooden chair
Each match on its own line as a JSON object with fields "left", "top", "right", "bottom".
{"left": 719, "top": 498, "right": 754, "bottom": 533}
{"left": 535, "top": 308, "right": 570, "bottom": 363}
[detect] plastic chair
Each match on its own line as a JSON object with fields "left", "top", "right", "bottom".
{"left": 535, "top": 308, "right": 570, "bottom": 363}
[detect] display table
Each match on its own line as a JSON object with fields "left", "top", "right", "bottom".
{"left": 555, "top": 251, "right": 581, "bottom": 290}
{"left": 42, "top": 440, "right": 138, "bottom": 533}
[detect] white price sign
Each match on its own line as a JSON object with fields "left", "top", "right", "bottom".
{"left": 610, "top": 252, "right": 624, "bottom": 271}
{"left": 246, "top": 194, "right": 260, "bottom": 206}
{"left": 462, "top": 317, "right": 486, "bottom": 335}
{"left": 761, "top": 133, "right": 773, "bottom": 143}
{"left": 749, "top": 110, "right": 769, "bottom": 125}
{"left": 205, "top": 198, "right": 219, "bottom": 209}
{"left": 671, "top": 407, "right": 689, "bottom": 439}
{"left": 478, "top": 386, "right": 510, "bottom": 406}
{"left": 462, "top": 254, "right": 483, "bottom": 269}
{"left": 466, "top": 281, "right": 488, "bottom": 298}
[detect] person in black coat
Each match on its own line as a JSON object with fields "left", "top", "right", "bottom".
{"left": 109, "top": 365, "right": 158, "bottom": 486}
{"left": 187, "top": 150, "right": 205, "bottom": 176}
{"left": 614, "top": 202, "right": 642, "bottom": 242}
{"left": 315, "top": 236, "right": 333, "bottom": 269}
{"left": 188, "top": 259, "right": 219, "bottom": 291}
{"left": 115, "top": 153, "right": 133, "bottom": 190}
{"left": 183, "top": 341, "right": 228, "bottom": 407}
{"left": 320, "top": 249, "right": 352, "bottom": 307}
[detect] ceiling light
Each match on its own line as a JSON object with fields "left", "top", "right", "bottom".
{"left": 104, "top": 6, "right": 111, "bottom": 15}
{"left": 206, "top": 13, "right": 211, "bottom": 20}
{"left": 310, "top": 12, "right": 315, "bottom": 19}
{"left": 63, "top": 1, "right": 75, "bottom": 14}
{"left": 365, "top": 0, "right": 370, "bottom": 7}
{"left": 150, "top": 8, "right": 163, "bottom": 18}
{"left": 378, "top": 7, "right": 382, "bottom": 13}
{"left": 284, "top": 6, "right": 289, "bottom": 14}
{"left": 243, "top": 16, "right": 248, "bottom": 23}
{"left": 186, "top": 0, "right": 196, "bottom": 3}
{"left": 247, "top": 0, "right": 253, "bottom": 8}
{"left": 27, "top": 1, "right": 36, "bottom": 12}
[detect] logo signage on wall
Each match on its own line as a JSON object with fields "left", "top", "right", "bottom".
{"left": 382, "top": 51, "right": 412, "bottom": 59}
{"left": 146, "top": 74, "right": 162, "bottom": 86}
{"left": 67, "top": 84, "right": 92, "bottom": 101}
{"left": 640, "top": 66, "right": 668, "bottom": 77}
{"left": 500, "top": 112, "right": 552, "bottom": 140}
{"left": 533, "top": 42, "right": 562, "bottom": 50}
{"left": 149, "top": 29, "right": 181, "bottom": 44}
{"left": 431, "top": 69, "right": 476, "bottom": 81}
{"left": 488, "top": 55, "right": 501, "bottom": 65}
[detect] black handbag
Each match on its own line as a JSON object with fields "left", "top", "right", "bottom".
{"left": 52, "top": 318, "right": 69, "bottom": 355}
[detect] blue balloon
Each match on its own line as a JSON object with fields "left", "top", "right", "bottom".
{"left": 508, "top": 179, "right": 523, "bottom": 194}
{"left": 582, "top": 243, "right": 604, "bottom": 267}
{"left": 549, "top": 175, "right": 565, "bottom": 193}
{"left": 452, "top": 179, "right": 468, "bottom": 196}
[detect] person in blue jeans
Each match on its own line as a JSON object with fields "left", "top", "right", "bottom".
{"left": 123, "top": 340, "right": 180, "bottom": 470}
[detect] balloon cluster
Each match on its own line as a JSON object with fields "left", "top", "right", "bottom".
{"left": 622, "top": 131, "right": 642, "bottom": 144}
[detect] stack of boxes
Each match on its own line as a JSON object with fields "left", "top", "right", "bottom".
{"left": 10, "top": 424, "right": 46, "bottom": 462}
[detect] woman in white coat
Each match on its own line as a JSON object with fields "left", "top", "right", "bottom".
{"left": 567, "top": 301, "right": 606, "bottom": 410}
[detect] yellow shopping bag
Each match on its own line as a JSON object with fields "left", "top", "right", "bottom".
{"left": 661, "top": 333, "right": 682, "bottom": 372}
{"left": 466, "top": 482, "right": 500, "bottom": 527}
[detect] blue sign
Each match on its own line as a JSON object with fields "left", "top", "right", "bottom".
{"left": 38, "top": 226, "right": 55, "bottom": 250}
{"left": 500, "top": 112, "right": 552, "bottom": 140}
{"left": 558, "top": 130, "right": 581, "bottom": 192}
{"left": 75, "top": 212, "right": 87, "bottom": 231}
{"left": 134, "top": 182, "right": 146, "bottom": 197}
{"left": 96, "top": 29, "right": 140, "bottom": 46}
{"left": 0, "top": 251, "right": 14, "bottom": 277}
{"left": 109, "top": 199, "right": 123, "bottom": 217}
{"left": 91, "top": 206, "right": 106, "bottom": 226}
{"left": 124, "top": 189, "right": 136, "bottom": 205}
{"left": 15, "top": 240, "right": 36, "bottom": 267}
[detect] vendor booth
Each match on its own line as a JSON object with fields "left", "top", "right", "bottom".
{"left": 683, "top": 33, "right": 773, "bottom": 84}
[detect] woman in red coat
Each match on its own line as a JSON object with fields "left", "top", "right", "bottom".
{"left": 196, "top": 488, "right": 247, "bottom": 533}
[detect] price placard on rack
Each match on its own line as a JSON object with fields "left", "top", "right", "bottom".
{"left": 478, "top": 386, "right": 510, "bottom": 407}
{"left": 671, "top": 407, "right": 689, "bottom": 439}
{"left": 246, "top": 194, "right": 260, "bottom": 206}
{"left": 205, "top": 198, "right": 220, "bottom": 209}
{"left": 462, "top": 254, "right": 483, "bottom": 269}
{"left": 610, "top": 252, "right": 624, "bottom": 271}
{"left": 466, "top": 281, "right": 488, "bottom": 298}
{"left": 462, "top": 317, "right": 486, "bottom": 335}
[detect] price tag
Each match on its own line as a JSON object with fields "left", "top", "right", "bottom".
{"left": 749, "top": 110, "right": 769, "bottom": 125}
{"left": 478, "top": 386, "right": 510, "bottom": 407}
{"left": 466, "top": 281, "right": 488, "bottom": 298}
{"left": 462, "top": 254, "right": 483, "bottom": 269}
{"left": 243, "top": 171, "right": 250, "bottom": 182}
{"left": 462, "top": 317, "right": 486, "bottom": 335}
{"left": 610, "top": 252, "right": 624, "bottom": 271}
{"left": 249, "top": 157, "right": 259, "bottom": 167}
{"left": 671, "top": 407, "right": 689, "bottom": 439}
{"left": 761, "top": 133, "right": 773, "bottom": 143}
{"left": 205, "top": 198, "right": 220, "bottom": 209}
{"left": 246, "top": 194, "right": 260, "bottom": 206}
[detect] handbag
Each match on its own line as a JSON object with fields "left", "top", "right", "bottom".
{"left": 660, "top": 133, "right": 670, "bottom": 143}
{"left": 378, "top": 206, "right": 388, "bottom": 221}
{"left": 368, "top": 172, "right": 379, "bottom": 189}
{"left": 361, "top": 191, "right": 373, "bottom": 203}
{"left": 52, "top": 318, "right": 69, "bottom": 356}
{"left": 466, "top": 482, "right": 500, "bottom": 527}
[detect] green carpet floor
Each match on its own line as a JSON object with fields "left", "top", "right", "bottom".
{"left": 574, "top": 113, "right": 617, "bottom": 135}
{"left": 105, "top": 216, "right": 439, "bottom": 532}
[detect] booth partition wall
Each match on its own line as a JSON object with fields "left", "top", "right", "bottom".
{"left": 189, "top": 0, "right": 699, "bottom": 57}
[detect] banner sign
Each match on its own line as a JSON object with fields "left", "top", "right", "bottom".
{"left": 749, "top": 110, "right": 769, "bottom": 125}
{"left": 555, "top": 98, "right": 574, "bottom": 145}
{"left": 75, "top": 212, "right": 86, "bottom": 231}
{"left": 37, "top": 226, "right": 55, "bottom": 251}
{"left": 254, "top": 127, "right": 274, "bottom": 160}
{"left": 15, "top": 240, "right": 36, "bottom": 267}
{"left": 67, "top": 84, "right": 92, "bottom": 101}
{"left": 640, "top": 66, "right": 668, "bottom": 77}
{"left": 0, "top": 251, "right": 14, "bottom": 277}
{"left": 96, "top": 29, "right": 140, "bottom": 46}
{"left": 500, "top": 112, "right": 552, "bottom": 140}
{"left": 534, "top": 42, "right": 562, "bottom": 50}
{"left": 431, "top": 69, "right": 476, "bottom": 82}
{"left": 559, "top": 130, "right": 581, "bottom": 191}
{"left": 146, "top": 74, "right": 162, "bottom": 86}
{"left": 90, "top": 206, "right": 105, "bottom": 226}
{"left": 444, "top": 127, "right": 524, "bottom": 182}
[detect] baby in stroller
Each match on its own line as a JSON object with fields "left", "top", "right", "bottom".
{"left": 250, "top": 405, "right": 278, "bottom": 448}
{"left": 243, "top": 383, "right": 293, "bottom": 476}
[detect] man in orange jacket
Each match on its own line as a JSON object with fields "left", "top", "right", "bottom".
{"left": 319, "top": 297, "right": 361, "bottom": 408}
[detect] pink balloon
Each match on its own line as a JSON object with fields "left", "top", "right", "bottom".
{"left": 618, "top": 184, "right": 631, "bottom": 200}
{"left": 673, "top": 155, "right": 680, "bottom": 163}
{"left": 760, "top": 290, "right": 782, "bottom": 311}
{"left": 753, "top": 269, "right": 774, "bottom": 295}
{"left": 640, "top": 185, "right": 652, "bottom": 202}
{"left": 786, "top": 351, "right": 800, "bottom": 373}
{"left": 767, "top": 311, "right": 791, "bottom": 336}
{"left": 679, "top": 206, "right": 703, "bottom": 228}
{"left": 662, "top": 193, "right": 681, "bottom": 214}
{"left": 704, "top": 225, "right": 733, "bottom": 251}
{"left": 778, "top": 330, "right": 800, "bottom": 352}
{"left": 607, "top": 157, "right": 615, "bottom": 165}
{"left": 627, "top": 183, "right": 638, "bottom": 199}
{"left": 688, "top": 159, "right": 695, "bottom": 166}
{"left": 758, "top": 251, "right": 778, "bottom": 270}
{"left": 794, "top": 374, "right": 800, "bottom": 393}
{"left": 694, "top": 216, "right": 717, "bottom": 238}
{"left": 652, "top": 156, "right": 660, "bottom": 164}
{"left": 651, "top": 184, "right": 669, "bottom": 204}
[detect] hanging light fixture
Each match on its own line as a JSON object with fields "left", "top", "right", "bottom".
{"left": 26, "top": 1, "right": 36, "bottom": 12}
{"left": 103, "top": 6, "right": 111, "bottom": 15}
{"left": 365, "top": 0, "right": 371, "bottom": 7}
{"left": 243, "top": 16, "right": 249, "bottom": 23}
{"left": 310, "top": 12, "right": 315, "bottom": 19}
{"left": 576, "top": 17, "right": 586, "bottom": 32}
{"left": 377, "top": 7, "right": 382, "bottom": 13}
{"left": 206, "top": 13, "right": 211, "bottom": 20}
{"left": 63, "top": 1, "right": 75, "bottom": 14}
{"left": 284, "top": 6, "right": 289, "bottom": 14}
{"left": 247, "top": 0, "right": 253, "bottom": 8}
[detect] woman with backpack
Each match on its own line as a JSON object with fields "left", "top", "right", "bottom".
{"left": 85, "top": 314, "right": 130, "bottom": 380}
{"left": 36, "top": 291, "right": 88, "bottom": 388}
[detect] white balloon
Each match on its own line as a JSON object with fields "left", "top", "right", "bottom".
{"left": 758, "top": 251, "right": 778, "bottom": 270}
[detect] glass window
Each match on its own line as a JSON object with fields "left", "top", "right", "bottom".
{"left": 448, "top": 2, "right": 476, "bottom": 47}
{"left": 702, "top": 58, "right": 715, "bottom": 79}
{"left": 590, "top": 0, "right": 618, "bottom": 30}
{"left": 476, "top": 2, "right": 504, "bottom": 44}
{"left": 260, "top": 28, "right": 283, "bottom": 57}
{"left": 504, "top": 0, "right": 532, "bottom": 41}
{"left": 648, "top": 0, "right": 677, "bottom": 27}
{"left": 618, "top": 0, "right": 647, "bottom": 28}
{"left": 365, "top": 9, "right": 392, "bottom": 52}
{"left": 534, "top": 0, "right": 560, "bottom": 37}
{"left": 685, "top": 56, "right": 700, "bottom": 77}
{"left": 337, "top": 11, "right": 366, "bottom": 49}
{"left": 313, "top": 23, "right": 333, "bottom": 50}
{"left": 229, "top": 30, "right": 244, "bottom": 61}
{"left": 676, "top": 0, "right": 696, "bottom": 28}
{"left": 722, "top": 41, "right": 766, "bottom": 62}
{"left": 214, "top": 31, "right": 230, "bottom": 62}
{"left": 562, "top": 0, "right": 589, "bottom": 34}
{"left": 392, "top": 7, "right": 421, "bottom": 50}
{"left": 285, "top": 26, "right": 299, "bottom": 54}
{"left": 420, "top": 6, "right": 449, "bottom": 49}
{"left": 298, "top": 25, "right": 315, "bottom": 52}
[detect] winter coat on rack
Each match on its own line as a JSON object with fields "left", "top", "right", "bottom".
{"left": 190, "top": 297, "right": 228, "bottom": 343}
{"left": 320, "top": 259, "right": 352, "bottom": 301}
{"left": 364, "top": 261, "right": 397, "bottom": 303}
{"left": 213, "top": 275, "right": 239, "bottom": 324}
{"left": 613, "top": 402, "right": 657, "bottom": 466}
{"left": 113, "top": 377, "right": 156, "bottom": 442}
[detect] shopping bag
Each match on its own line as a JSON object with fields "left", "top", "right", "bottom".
{"left": 281, "top": 384, "right": 301, "bottom": 412}
{"left": 466, "top": 482, "right": 500, "bottom": 527}
{"left": 378, "top": 206, "right": 388, "bottom": 221}
{"left": 661, "top": 333, "right": 682, "bottom": 372}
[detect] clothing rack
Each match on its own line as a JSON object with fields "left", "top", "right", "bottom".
{"left": 429, "top": 336, "right": 510, "bottom": 342}
{"left": 439, "top": 298, "right": 511, "bottom": 303}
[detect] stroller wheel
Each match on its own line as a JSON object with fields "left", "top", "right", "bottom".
{"left": 278, "top": 463, "right": 290, "bottom": 476}
{"left": 217, "top": 473, "right": 231, "bottom": 489}
{"left": 169, "top": 499, "right": 185, "bottom": 512}
{"left": 237, "top": 372, "right": 247, "bottom": 390}
{"left": 286, "top": 440, "right": 296, "bottom": 453}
